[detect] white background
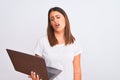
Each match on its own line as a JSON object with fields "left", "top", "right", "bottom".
{"left": 0, "top": 0, "right": 120, "bottom": 80}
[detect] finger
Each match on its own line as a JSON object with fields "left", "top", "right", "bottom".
{"left": 30, "top": 71, "right": 34, "bottom": 78}
{"left": 33, "top": 72, "right": 36, "bottom": 78}
{"left": 36, "top": 75, "right": 40, "bottom": 80}
{"left": 31, "top": 71, "right": 36, "bottom": 79}
{"left": 35, "top": 54, "right": 41, "bottom": 58}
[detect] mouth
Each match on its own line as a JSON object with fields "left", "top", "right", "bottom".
{"left": 55, "top": 23, "right": 60, "bottom": 28}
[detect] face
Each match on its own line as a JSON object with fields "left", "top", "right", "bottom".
{"left": 49, "top": 11, "right": 66, "bottom": 33}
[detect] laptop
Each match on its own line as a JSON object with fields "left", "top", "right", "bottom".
{"left": 6, "top": 49, "right": 62, "bottom": 80}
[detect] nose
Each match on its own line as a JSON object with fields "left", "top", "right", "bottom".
{"left": 53, "top": 18, "right": 58, "bottom": 23}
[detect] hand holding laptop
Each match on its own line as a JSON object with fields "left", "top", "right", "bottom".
{"left": 30, "top": 71, "right": 42, "bottom": 80}
{"left": 28, "top": 54, "right": 42, "bottom": 80}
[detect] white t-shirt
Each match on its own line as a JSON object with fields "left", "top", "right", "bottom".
{"left": 34, "top": 35, "right": 82, "bottom": 80}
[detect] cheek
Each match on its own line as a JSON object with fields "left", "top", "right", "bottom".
{"left": 50, "top": 22, "right": 54, "bottom": 27}
{"left": 61, "top": 19, "right": 66, "bottom": 27}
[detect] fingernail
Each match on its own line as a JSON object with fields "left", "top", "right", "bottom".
{"left": 34, "top": 72, "right": 35, "bottom": 74}
{"left": 37, "top": 75, "right": 39, "bottom": 77}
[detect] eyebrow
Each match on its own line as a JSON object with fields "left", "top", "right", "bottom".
{"left": 50, "top": 14, "right": 60, "bottom": 18}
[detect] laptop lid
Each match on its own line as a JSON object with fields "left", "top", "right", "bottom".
{"left": 6, "top": 49, "right": 49, "bottom": 80}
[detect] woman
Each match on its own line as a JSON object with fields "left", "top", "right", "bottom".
{"left": 30, "top": 7, "right": 82, "bottom": 80}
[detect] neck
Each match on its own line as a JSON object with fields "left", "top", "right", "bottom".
{"left": 54, "top": 31, "right": 64, "bottom": 37}
{"left": 54, "top": 31, "right": 65, "bottom": 44}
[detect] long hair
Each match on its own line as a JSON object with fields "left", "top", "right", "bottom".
{"left": 47, "top": 7, "right": 75, "bottom": 46}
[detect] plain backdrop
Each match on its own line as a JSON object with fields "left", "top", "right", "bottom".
{"left": 0, "top": 0, "right": 120, "bottom": 80}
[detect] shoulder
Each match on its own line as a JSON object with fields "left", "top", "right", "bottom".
{"left": 38, "top": 34, "right": 48, "bottom": 43}
{"left": 74, "top": 35, "right": 81, "bottom": 44}
{"left": 37, "top": 34, "right": 50, "bottom": 47}
{"left": 36, "top": 35, "right": 48, "bottom": 46}
{"left": 72, "top": 35, "right": 83, "bottom": 55}
{"left": 39, "top": 34, "right": 48, "bottom": 40}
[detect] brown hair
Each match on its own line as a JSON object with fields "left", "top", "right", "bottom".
{"left": 47, "top": 7, "right": 75, "bottom": 46}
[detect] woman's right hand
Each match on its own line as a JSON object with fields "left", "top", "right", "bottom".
{"left": 28, "top": 54, "right": 42, "bottom": 80}
{"left": 29, "top": 71, "right": 41, "bottom": 80}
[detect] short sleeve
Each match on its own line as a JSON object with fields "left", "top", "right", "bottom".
{"left": 33, "top": 38, "right": 44, "bottom": 56}
{"left": 73, "top": 36, "right": 83, "bottom": 56}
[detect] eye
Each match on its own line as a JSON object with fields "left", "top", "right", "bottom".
{"left": 57, "top": 16, "right": 60, "bottom": 19}
{"left": 50, "top": 17, "right": 54, "bottom": 21}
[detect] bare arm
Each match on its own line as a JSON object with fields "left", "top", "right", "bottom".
{"left": 73, "top": 54, "right": 82, "bottom": 80}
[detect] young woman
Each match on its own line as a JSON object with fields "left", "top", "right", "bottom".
{"left": 30, "top": 7, "right": 82, "bottom": 80}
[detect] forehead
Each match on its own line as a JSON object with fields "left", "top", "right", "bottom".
{"left": 50, "top": 11, "right": 63, "bottom": 17}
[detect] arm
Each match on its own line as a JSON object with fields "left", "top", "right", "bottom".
{"left": 73, "top": 54, "right": 82, "bottom": 80}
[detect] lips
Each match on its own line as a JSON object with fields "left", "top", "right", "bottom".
{"left": 55, "top": 23, "right": 60, "bottom": 28}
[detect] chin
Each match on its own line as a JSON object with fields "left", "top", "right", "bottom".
{"left": 55, "top": 29, "right": 64, "bottom": 33}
